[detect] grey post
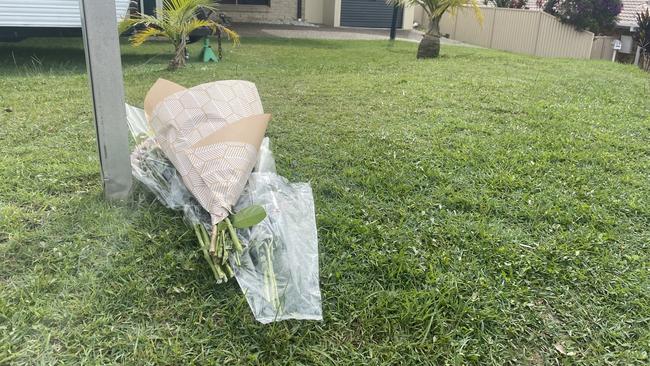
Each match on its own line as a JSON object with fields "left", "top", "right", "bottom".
{"left": 634, "top": 46, "right": 641, "bottom": 66}
{"left": 79, "top": 0, "right": 132, "bottom": 200}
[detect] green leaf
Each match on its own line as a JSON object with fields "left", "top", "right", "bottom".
{"left": 217, "top": 221, "right": 227, "bottom": 231}
{"left": 231, "top": 205, "right": 267, "bottom": 228}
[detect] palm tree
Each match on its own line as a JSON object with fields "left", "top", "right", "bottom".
{"left": 119, "top": 0, "right": 239, "bottom": 70}
{"left": 635, "top": 8, "right": 650, "bottom": 71}
{"left": 389, "top": 0, "right": 482, "bottom": 58}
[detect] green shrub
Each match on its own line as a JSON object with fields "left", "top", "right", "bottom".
{"left": 541, "top": 0, "right": 622, "bottom": 34}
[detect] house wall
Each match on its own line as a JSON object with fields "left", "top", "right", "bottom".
{"left": 220, "top": 1, "right": 300, "bottom": 23}
{"left": 402, "top": 6, "right": 414, "bottom": 30}
{"left": 413, "top": 6, "right": 423, "bottom": 28}
{"left": 0, "top": 0, "right": 130, "bottom": 28}
{"left": 323, "top": 0, "right": 336, "bottom": 25}
{"left": 304, "top": 0, "right": 340, "bottom": 27}
{"left": 306, "top": 0, "right": 414, "bottom": 29}
{"left": 305, "top": 0, "right": 324, "bottom": 23}
{"left": 333, "top": 0, "right": 341, "bottom": 26}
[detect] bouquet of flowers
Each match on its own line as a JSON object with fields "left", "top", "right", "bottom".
{"left": 127, "top": 79, "right": 322, "bottom": 323}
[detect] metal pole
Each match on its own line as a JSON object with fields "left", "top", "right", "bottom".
{"left": 79, "top": 0, "right": 132, "bottom": 200}
{"left": 389, "top": 5, "right": 398, "bottom": 41}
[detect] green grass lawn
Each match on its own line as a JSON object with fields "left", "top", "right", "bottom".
{"left": 1, "top": 36, "right": 649, "bottom": 365}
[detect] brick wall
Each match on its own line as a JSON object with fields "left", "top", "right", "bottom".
{"left": 220, "top": 0, "right": 302, "bottom": 23}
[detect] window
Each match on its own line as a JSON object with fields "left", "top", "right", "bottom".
{"left": 218, "top": 0, "right": 270, "bottom": 5}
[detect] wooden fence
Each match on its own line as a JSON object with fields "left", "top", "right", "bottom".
{"left": 420, "top": 7, "right": 596, "bottom": 59}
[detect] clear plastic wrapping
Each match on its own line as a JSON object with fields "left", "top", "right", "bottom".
{"left": 234, "top": 144, "right": 322, "bottom": 323}
{"left": 126, "top": 104, "right": 322, "bottom": 323}
{"left": 127, "top": 104, "right": 210, "bottom": 226}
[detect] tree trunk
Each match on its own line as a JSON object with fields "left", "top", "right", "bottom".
{"left": 417, "top": 17, "right": 441, "bottom": 59}
{"left": 168, "top": 38, "right": 187, "bottom": 71}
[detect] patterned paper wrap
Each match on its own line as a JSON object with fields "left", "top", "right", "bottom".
{"left": 145, "top": 79, "right": 270, "bottom": 225}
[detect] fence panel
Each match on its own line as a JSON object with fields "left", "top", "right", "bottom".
{"left": 490, "top": 9, "right": 539, "bottom": 54}
{"left": 535, "top": 12, "right": 594, "bottom": 58}
{"left": 591, "top": 36, "right": 616, "bottom": 60}
{"left": 429, "top": 7, "right": 595, "bottom": 59}
{"left": 439, "top": 9, "right": 456, "bottom": 38}
{"left": 453, "top": 7, "right": 494, "bottom": 48}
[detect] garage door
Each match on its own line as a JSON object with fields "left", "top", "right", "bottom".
{"left": 340, "top": 0, "right": 403, "bottom": 28}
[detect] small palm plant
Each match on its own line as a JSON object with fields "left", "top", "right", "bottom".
{"left": 119, "top": 0, "right": 239, "bottom": 70}
{"left": 389, "top": 0, "right": 482, "bottom": 58}
{"left": 635, "top": 8, "right": 650, "bottom": 71}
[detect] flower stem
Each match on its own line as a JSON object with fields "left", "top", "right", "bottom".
{"left": 265, "top": 242, "right": 280, "bottom": 310}
{"left": 194, "top": 224, "right": 221, "bottom": 282}
{"left": 214, "top": 261, "right": 227, "bottom": 281}
{"left": 209, "top": 224, "right": 217, "bottom": 256}
{"left": 221, "top": 229, "right": 228, "bottom": 265}
{"left": 225, "top": 217, "right": 243, "bottom": 253}
{"left": 223, "top": 262, "right": 234, "bottom": 278}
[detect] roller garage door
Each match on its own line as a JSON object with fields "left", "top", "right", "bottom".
{"left": 340, "top": 0, "right": 403, "bottom": 28}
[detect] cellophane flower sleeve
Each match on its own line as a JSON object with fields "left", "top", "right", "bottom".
{"left": 234, "top": 139, "right": 322, "bottom": 323}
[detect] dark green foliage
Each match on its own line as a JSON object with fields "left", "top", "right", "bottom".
{"left": 637, "top": 9, "right": 650, "bottom": 51}
{"left": 483, "top": 0, "right": 526, "bottom": 8}
{"left": 543, "top": 0, "right": 622, "bottom": 34}
{"left": 1, "top": 37, "right": 649, "bottom": 364}
{"left": 635, "top": 9, "right": 650, "bottom": 71}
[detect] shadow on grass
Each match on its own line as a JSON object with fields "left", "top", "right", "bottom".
{"left": 0, "top": 37, "right": 169, "bottom": 75}
{"left": 240, "top": 36, "right": 408, "bottom": 50}
{"left": 0, "top": 36, "right": 422, "bottom": 76}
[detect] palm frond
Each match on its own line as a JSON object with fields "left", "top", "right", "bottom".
{"left": 119, "top": 18, "right": 139, "bottom": 34}
{"left": 186, "top": 19, "right": 217, "bottom": 33}
{"left": 443, "top": 0, "right": 482, "bottom": 23}
{"left": 131, "top": 27, "right": 168, "bottom": 46}
{"left": 218, "top": 25, "right": 241, "bottom": 46}
{"left": 122, "top": 0, "right": 239, "bottom": 66}
{"left": 119, "top": 13, "right": 165, "bottom": 34}
{"left": 388, "top": 0, "right": 483, "bottom": 22}
{"left": 164, "top": 0, "right": 217, "bottom": 24}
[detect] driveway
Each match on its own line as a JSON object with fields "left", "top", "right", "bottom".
{"left": 233, "top": 22, "right": 468, "bottom": 46}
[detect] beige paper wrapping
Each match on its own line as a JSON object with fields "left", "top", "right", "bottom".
{"left": 145, "top": 79, "right": 270, "bottom": 225}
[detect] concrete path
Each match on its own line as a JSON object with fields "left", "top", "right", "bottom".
{"left": 233, "top": 22, "right": 467, "bottom": 46}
